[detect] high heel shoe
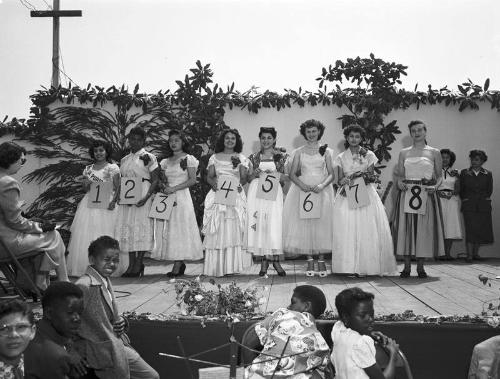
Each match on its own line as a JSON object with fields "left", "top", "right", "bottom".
{"left": 259, "top": 260, "right": 269, "bottom": 277}
{"left": 272, "top": 262, "right": 286, "bottom": 277}
{"left": 167, "top": 262, "right": 186, "bottom": 278}
{"left": 400, "top": 268, "right": 411, "bottom": 278}
{"left": 306, "top": 259, "right": 315, "bottom": 277}
{"left": 317, "top": 260, "right": 328, "bottom": 278}
{"left": 123, "top": 264, "right": 144, "bottom": 278}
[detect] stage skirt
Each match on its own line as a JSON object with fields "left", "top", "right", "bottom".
{"left": 392, "top": 189, "right": 445, "bottom": 258}
{"left": 332, "top": 184, "right": 397, "bottom": 275}
{"left": 202, "top": 189, "right": 252, "bottom": 277}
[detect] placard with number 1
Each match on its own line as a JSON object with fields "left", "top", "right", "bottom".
{"left": 88, "top": 182, "right": 113, "bottom": 209}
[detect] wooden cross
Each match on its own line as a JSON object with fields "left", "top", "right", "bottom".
{"left": 31, "top": 0, "right": 82, "bottom": 88}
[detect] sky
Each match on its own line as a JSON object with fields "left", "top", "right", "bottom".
{"left": 1, "top": 0, "right": 499, "bottom": 119}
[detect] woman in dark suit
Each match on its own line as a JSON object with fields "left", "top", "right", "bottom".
{"left": 460, "top": 150, "right": 494, "bottom": 262}
{"left": 0, "top": 142, "right": 69, "bottom": 289}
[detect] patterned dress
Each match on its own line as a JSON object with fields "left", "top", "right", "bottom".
{"left": 246, "top": 308, "right": 330, "bottom": 379}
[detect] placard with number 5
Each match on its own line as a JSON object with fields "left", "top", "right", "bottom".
{"left": 299, "top": 191, "right": 321, "bottom": 219}
{"left": 346, "top": 177, "right": 370, "bottom": 209}
{"left": 404, "top": 184, "right": 428, "bottom": 215}
{"left": 149, "top": 193, "right": 176, "bottom": 220}
{"left": 256, "top": 173, "right": 279, "bottom": 201}
{"left": 88, "top": 182, "right": 113, "bottom": 209}
{"left": 214, "top": 175, "right": 239, "bottom": 206}
{"left": 120, "top": 177, "right": 142, "bottom": 205}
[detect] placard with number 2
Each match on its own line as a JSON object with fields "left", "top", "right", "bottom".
{"left": 88, "top": 182, "right": 113, "bottom": 209}
{"left": 299, "top": 191, "right": 321, "bottom": 219}
{"left": 149, "top": 193, "right": 176, "bottom": 220}
{"left": 120, "top": 177, "right": 142, "bottom": 205}
{"left": 214, "top": 175, "right": 239, "bottom": 206}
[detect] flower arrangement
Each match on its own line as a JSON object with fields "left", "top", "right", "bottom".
{"left": 179, "top": 157, "right": 188, "bottom": 171}
{"left": 478, "top": 274, "right": 500, "bottom": 327}
{"left": 231, "top": 155, "right": 241, "bottom": 169}
{"left": 173, "top": 277, "right": 266, "bottom": 319}
{"left": 139, "top": 154, "right": 151, "bottom": 166}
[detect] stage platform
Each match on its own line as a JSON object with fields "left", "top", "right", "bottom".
{"left": 112, "top": 258, "right": 500, "bottom": 318}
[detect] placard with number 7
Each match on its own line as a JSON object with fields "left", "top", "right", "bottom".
{"left": 256, "top": 173, "right": 279, "bottom": 201}
{"left": 214, "top": 175, "right": 239, "bottom": 206}
{"left": 346, "top": 177, "right": 370, "bottom": 209}
{"left": 88, "top": 182, "right": 113, "bottom": 209}
{"left": 149, "top": 193, "right": 176, "bottom": 220}
{"left": 299, "top": 191, "right": 321, "bottom": 219}
{"left": 120, "top": 177, "right": 142, "bottom": 205}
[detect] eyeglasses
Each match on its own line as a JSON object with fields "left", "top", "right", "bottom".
{"left": 20, "top": 158, "right": 27, "bottom": 166}
{"left": 0, "top": 323, "right": 33, "bottom": 336}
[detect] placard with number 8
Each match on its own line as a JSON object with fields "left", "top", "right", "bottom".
{"left": 214, "top": 175, "right": 239, "bottom": 206}
{"left": 404, "top": 184, "right": 428, "bottom": 215}
{"left": 88, "top": 182, "right": 113, "bottom": 209}
{"left": 120, "top": 177, "right": 142, "bottom": 205}
{"left": 256, "top": 173, "right": 279, "bottom": 201}
{"left": 299, "top": 191, "right": 321, "bottom": 219}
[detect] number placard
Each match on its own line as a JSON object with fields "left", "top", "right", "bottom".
{"left": 256, "top": 173, "right": 280, "bottom": 201}
{"left": 88, "top": 182, "right": 113, "bottom": 209}
{"left": 299, "top": 191, "right": 321, "bottom": 219}
{"left": 119, "top": 177, "right": 142, "bottom": 205}
{"left": 214, "top": 175, "right": 239, "bottom": 206}
{"left": 149, "top": 193, "right": 176, "bottom": 220}
{"left": 346, "top": 177, "right": 370, "bottom": 209}
{"left": 404, "top": 184, "right": 428, "bottom": 215}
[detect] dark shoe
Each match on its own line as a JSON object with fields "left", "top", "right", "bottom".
{"left": 465, "top": 256, "right": 473, "bottom": 263}
{"left": 167, "top": 263, "right": 186, "bottom": 278}
{"left": 272, "top": 262, "right": 286, "bottom": 277}
{"left": 123, "top": 264, "right": 145, "bottom": 278}
{"left": 417, "top": 269, "right": 428, "bottom": 278}
{"left": 400, "top": 268, "right": 411, "bottom": 278}
{"left": 259, "top": 260, "right": 269, "bottom": 277}
{"left": 473, "top": 255, "right": 484, "bottom": 261}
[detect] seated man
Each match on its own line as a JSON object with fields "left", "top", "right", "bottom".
{"left": 244, "top": 285, "right": 331, "bottom": 379}
{"left": 74, "top": 235, "right": 159, "bottom": 379}
{"left": 0, "top": 299, "right": 35, "bottom": 378}
{"left": 468, "top": 335, "right": 500, "bottom": 379}
{"left": 24, "top": 281, "right": 92, "bottom": 379}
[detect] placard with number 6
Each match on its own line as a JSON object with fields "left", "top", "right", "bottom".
{"left": 120, "top": 177, "right": 142, "bottom": 205}
{"left": 299, "top": 191, "right": 321, "bottom": 219}
{"left": 346, "top": 177, "right": 370, "bottom": 209}
{"left": 149, "top": 193, "right": 176, "bottom": 220}
{"left": 88, "top": 182, "right": 113, "bottom": 209}
{"left": 214, "top": 175, "right": 239, "bottom": 206}
{"left": 256, "top": 173, "right": 279, "bottom": 201}
{"left": 404, "top": 184, "right": 428, "bottom": 215}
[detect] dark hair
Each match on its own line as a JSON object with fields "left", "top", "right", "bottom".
{"left": 343, "top": 124, "right": 365, "bottom": 149}
{"left": 299, "top": 119, "right": 325, "bottom": 140}
{"left": 408, "top": 120, "right": 427, "bottom": 132}
{"left": 469, "top": 149, "right": 488, "bottom": 163}
{"left": 0, "top": 299, "right": 34, "bottom": 325}
{"left": 41, "top": 282, "right": 83, "bottom": 311}
{"left": 335, "top": 287, "right": 374, "bottom": 320}
{"left": 214, "top": 128, "right": 243, "bottom": 153}
{"left": 293, "top": 285, "right": 326, "bottom": 318}
{"left": 89, "top": 140, "right": 113, "bottom": 161}
{"left": 88, "top": 235, "right": 120, "bottom": 258}
{"left": 128, "top": 126, "right": 146, "bottom": 140}
{"left": 165, "top": 130, "right": 190, "bottom": 158}
{"left": 0, "top": 142, "right": 27, "bottom": 169}
{"left": 440, "top": 148, "right": 456, "bottom": 167}
{"left": 258, "top": 127, "right": 277, "bottom": 139}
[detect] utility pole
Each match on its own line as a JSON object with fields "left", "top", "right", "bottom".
{"left": 31, "top": 0, "right": 82, "bottom": 88}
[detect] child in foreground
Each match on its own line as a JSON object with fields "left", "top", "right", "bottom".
{"left": 245, "top": 285, "right": 331, "bottom": 378}
{"left": 331, "top": 288, "right": 399, "bottom": 379}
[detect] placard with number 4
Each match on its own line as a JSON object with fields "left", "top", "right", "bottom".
{"left": 256, "top": 173, "right": 280, "bottom": 201}
{"left": 149, "top": 193, "right": 176, "bottom": 220}
{"left": 120, "top": 177, "right": 142, "bottom": 205}
{"left": 88, "top": 182, "right": 113, "bottom": 209}
{"left": 299, "top": 191, "right": 321, "bottom": 219}
{"left": 214, "top": 175, "right": 239, "bottom": 206}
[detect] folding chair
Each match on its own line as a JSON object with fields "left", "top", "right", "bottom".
{"left": 0, "top": 238, "right": 44, "bottom": 302}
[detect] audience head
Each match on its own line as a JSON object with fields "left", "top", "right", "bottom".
{"left": 42, "top": 282, "right": 84, "bottom": 338}
{"left": 88, "top": 235, "right": 121, "bottom": 278}
{"left": 469, "top": 149, "right": 488, "bottom": 168}
{"left": 0, "top": 142, "right": 27, "bottom": 174}
{"left": 258, "top": 127, "right": 277, "bottom": 150}
{"left": 343, "top": 124, "right": 365, "bottom": 149}
{"left": 335, "top": 287, "right": 375, "bottom": 336}
{"left": 288, "top": 285, "right": 326, "bottom": 319}
{"left": 299, "top": 119, "right": 325, "bottom": 142}
{"left": 214, "top": 128, "right": 243, "bottom": 153}
{"left": 89, "top": 140, "right": 113, "bottom": 163}
{"left": 0, "top": 300, "right": 35, "bottom": 364}
{"left": 440, "top": 148, "right": 456, "bottom": 168}
{"left": 166, "top": 129, "right": 190, "bottom": 157}
{"left": 127, "top": 126, "right": 146, "bottom": 152}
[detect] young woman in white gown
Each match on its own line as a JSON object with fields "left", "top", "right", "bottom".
{"left": 202, "top": 129, "right": 252, "bottom": 277}
{"left": 283, "top": 120, "right": 335, "bottom": 277}
{"left": 332, "top": 124, "right": 396, "bottom": 276}
{"left": 151, "top": 130, "right": 203, "bottom": 276}
{"left": 67, "top": 140, "right": 124, "bottom": 276}
{"left": 437, "top": 148, "right": 462, "bottom": 260}
{"left": 247, "top": 127, "right": 288, "bottom": 276}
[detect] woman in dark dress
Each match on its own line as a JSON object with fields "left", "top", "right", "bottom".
{"left": 460, "top": 150, "right": 494, "bottom": 262}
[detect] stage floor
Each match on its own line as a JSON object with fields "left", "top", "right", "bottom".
{"left": 110, "top": 258, "right": 500, "bottom": 318}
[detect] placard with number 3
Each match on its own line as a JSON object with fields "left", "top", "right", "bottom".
{"left": 256, "top": 173, "right": 279, "bottom": 201}
{"left": 120, "top": 177, "right": 142, "bottom": 205}
{"left": 88, "top": 182, "right": 113, "bottom": 209}
{"left": 149, "top": 193, "right": 176, "bottom": 220}
{"left": 299, "top": 191, "right": 321, "bottom": 219}
{"left": 214, "top": 175, "right": 239, "bottom": 206}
